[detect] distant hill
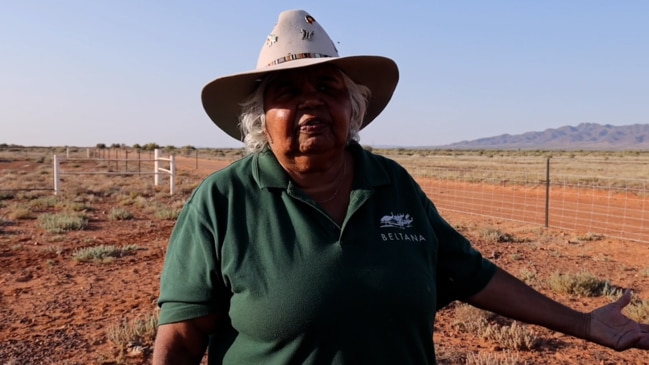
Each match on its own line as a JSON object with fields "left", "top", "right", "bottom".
{"left": 440, "top": 123, "right": 649, "bottom": 150}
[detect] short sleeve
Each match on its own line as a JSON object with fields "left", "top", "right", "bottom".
{"left": 157, "top": 199, "right": 229, "bottom": 325}
{"left": 424, "top": 198, "right": 497, "bottom": 309}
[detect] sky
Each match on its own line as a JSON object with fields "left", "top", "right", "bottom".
{"left": 2, "top": 1, "right": 648, "bottom": 148}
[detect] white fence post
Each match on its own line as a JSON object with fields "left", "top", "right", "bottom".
{"left": 53, "top": 155, "right": 60, "bottom": 195}
{"left": 52, "top": 150, "right": 175, "bottom": 195}
{"left": 154, "top": 149, "right": 161, "bottom": 186}
{"left": 153, "top": 149, "right": 176, "bottom": 195}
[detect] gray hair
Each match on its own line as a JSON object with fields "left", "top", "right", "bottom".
{"left": 238, "top": 69, "right": 371, "bottom": 154}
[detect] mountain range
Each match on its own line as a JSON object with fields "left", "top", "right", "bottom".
{"left": 439, "top": 123, "right": 649, "bottom": 150}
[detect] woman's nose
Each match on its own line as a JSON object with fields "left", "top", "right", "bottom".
{"left": 298, "top": 86, "right": 324, "bottom": 108}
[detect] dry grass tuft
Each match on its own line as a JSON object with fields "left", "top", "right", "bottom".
{"left": 620, "top": 294, "right": 649, "bottom": 323}
{"left": 72, "top": 244, "right": 141, "bottom": 263}
{"left": 107, "top": 311, "right": 158, "bottom": 360}
{"left": 452, "top": 303, "right": 538, "bottom": 351}
{"left": 6, "top": 204, "right": 32, "bottom": 220}
{"left": 38, "top": 213, "right": 88, "bottom": 233}
{"left": 108, "top": 207, "right": 134, "bottom": 221}
{"left": 479, "top": 227, "right": 528, "bottom": 244}
{"left": 548, "top": 271, "right": 609, "bottom": 297}
{"left": 465, "top": 350, "right": 524, "bottom": 365}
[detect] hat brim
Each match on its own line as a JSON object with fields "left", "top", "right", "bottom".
{"left": 201, "top": 55, "right": 399, "bottom": 141}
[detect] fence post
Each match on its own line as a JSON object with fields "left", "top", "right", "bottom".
{"left": 545, "top": 158, "right": 550, "bottom": 228}
{"left": 154, "top": 149, "right": 161, "bottom": 186}
{"left": 170, "top": 155, "right": 176, "bottom": 194}
{"left": 53, "top": 155, "right": 60, "bottom": 195}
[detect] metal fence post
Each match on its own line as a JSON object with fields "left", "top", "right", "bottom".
{"left": 545, "top": 158, "right": 550, "bottom": 228}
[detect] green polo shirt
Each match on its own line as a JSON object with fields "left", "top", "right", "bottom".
{"left": 158, "top": 142, "right": 496, "bottom": 364}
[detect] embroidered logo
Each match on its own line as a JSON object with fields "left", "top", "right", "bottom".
{"left": 379, "top": 212, "right": 426, "bottom": 242}
{"left": 380, "top": 213, "right": 413, "bottom": 229}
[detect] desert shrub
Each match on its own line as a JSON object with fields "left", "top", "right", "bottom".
{"left": 41, "top": 245, "right": 64, "bottom": 255}
{"left": 479, "top": 227, "right": 520, "bottom": 243}
{"left": 16, "top": 191, "right": 40, "bottom": 200}
{"left": 28, "top": 196, "right": 59, "bottom": 210}
{"left": 0, "top": 191, "right": 14, "bottom": 200}
{"left": 453, "top": 303, "right": 494, "bottom": 333}
{"left": 154, "top": 208, "right": 181, "bottom": 220}
{"left": 548, "top": 271, "right": 609, "bottom": 297}
{"left": 453, "top": 303, "right": 538, "bottom": 351}
{"left": 7, "top": 204, "right": 32, "bottom": 220}
{"left": 601, "top": 282, "right": 626, "bottom": 300}
{"left": 518, "top": 268, "right": 538, "bottom": 286}
{"left": 641, "top": 268, "right": 649, "bottom": 277}
{"left": 107, "top": 312, "right": 158, "bottom": 355}
{"left": 481, "top": 321, "right": 538, "bottom": 351}
{"left": 108, "top": 208, "right": 134, "bottom": 221}
{"left": 57, "top": 201, "right": 92, "bottom": 212}
{"left": 72, "top": 244, "right": 140, "bottom": 262}
{"left": 575, "top": 232, "right": 605, "bottom": 242}
{"left": 625, "top": 297, "right": 649, "bottom": 323}
{"left": 465, "top": 350, "right": 522, "bottom": 365}
{"left": 38, "top": 213, "right": 87, "bottom": 233}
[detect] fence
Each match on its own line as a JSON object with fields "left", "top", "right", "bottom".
{"left": 396, "top": 155, "right": 649, "bottom": 244}
{"left": 52, "top": 148, "right": 176, "bottom": 195}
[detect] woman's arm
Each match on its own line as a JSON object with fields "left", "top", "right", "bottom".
{"left": 467, "top": 267, "right": 649, "bottom": 350}
{"left": 152, "top": 314, "right": 220, "bottom": 365}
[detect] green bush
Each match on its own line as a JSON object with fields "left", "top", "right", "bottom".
{"left": 154, "top": 208, "right": 181, "bottom": 220}
{"left": 109, "top": 208, "right": 134, "bottom": 221}
{"left": 548, "top": 271, "right": 608, "bottom": 297}
{"left": 73, "top": 244, "right": 140, "bottom": 262}
{"left": 38, "top": 213, "right": 87, "bottom": 233}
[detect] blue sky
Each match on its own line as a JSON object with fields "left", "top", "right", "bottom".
{"left": 2, "top": 1, "right": 648, "bottom": 148}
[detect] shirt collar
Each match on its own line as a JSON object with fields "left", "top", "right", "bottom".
{"left": 252, "top": 142, "right": 391, "bottom": 190}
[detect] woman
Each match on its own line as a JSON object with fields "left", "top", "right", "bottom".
{"left": 153, "top": 10, "right": 649, "bottom": 365}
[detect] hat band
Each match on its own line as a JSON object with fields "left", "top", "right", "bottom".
{"left": 266, "top": 52, "right": 333, "bottom": 67}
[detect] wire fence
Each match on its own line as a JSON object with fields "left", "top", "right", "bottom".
{"left": 3, "top": 147, "right": 649, "bottom": 243}
{"left": 397, "top": 156, "right": 649, "bottom": 243}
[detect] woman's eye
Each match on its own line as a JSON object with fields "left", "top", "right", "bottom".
{"left": 276, "top": 87, "right": 297, "bottom": 97}
{"left": 319, "top": 82, "right": 343, "bottom": 94}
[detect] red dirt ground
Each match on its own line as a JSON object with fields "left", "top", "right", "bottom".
{"left": 1, "top": 156, "right": 648, "bottom": 364}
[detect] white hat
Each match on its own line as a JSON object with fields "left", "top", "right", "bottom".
{"left": 201, "top": 9, "right": 399, "bottom": 141}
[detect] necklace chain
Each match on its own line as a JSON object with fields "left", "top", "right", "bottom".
{"left": 316, "top": 157, "right": 347, "bottom": 204}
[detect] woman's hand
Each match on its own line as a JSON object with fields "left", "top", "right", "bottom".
{"left": 588, "top": 290, "right": 649, "bottom": 350}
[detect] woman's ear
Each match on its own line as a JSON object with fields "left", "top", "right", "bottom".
{"left": 265, "top": 128, "right": 273, "bottom": 145}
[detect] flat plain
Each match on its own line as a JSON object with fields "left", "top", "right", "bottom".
{"left": 1, "top": 147, "right": 648, "bottom": 364}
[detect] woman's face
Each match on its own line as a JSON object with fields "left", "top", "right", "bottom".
{"left": 263, "top": 65, "right": 352, "bottom": 160}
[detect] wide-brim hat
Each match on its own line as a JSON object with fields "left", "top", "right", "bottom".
{"left": 201, "top": 9, "right": 399, "bottom": 141}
